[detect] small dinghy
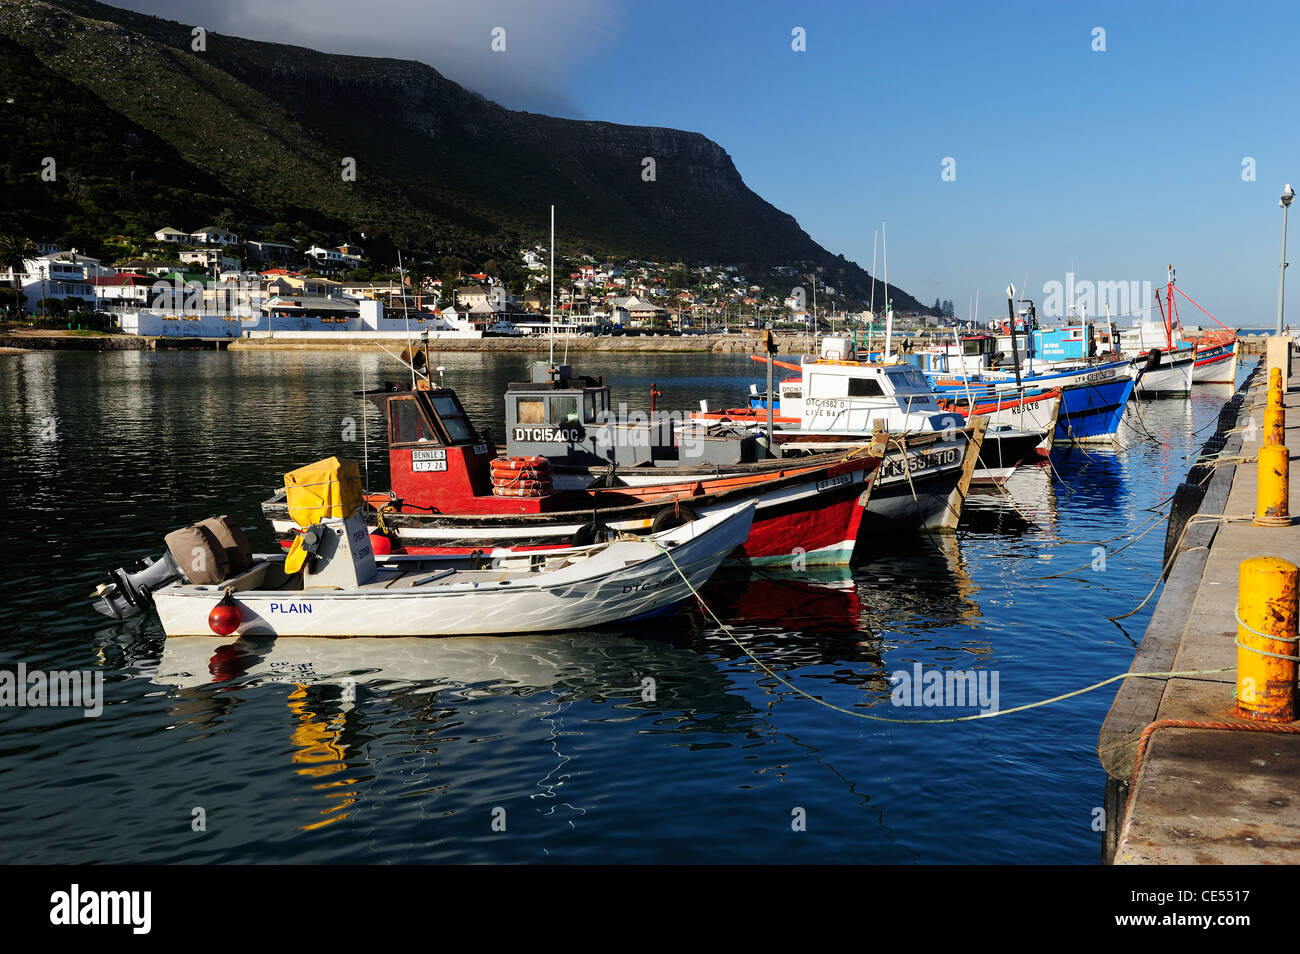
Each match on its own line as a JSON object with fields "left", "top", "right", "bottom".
{"left": 91, "top": 484, "right": 754, "bottom": 638}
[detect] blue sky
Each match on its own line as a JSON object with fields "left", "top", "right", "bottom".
{"left": 113, "top": 0, "right": 1298, "bottom": 325}
{"left": 558, "top": 0, "right": 1296, "bottom": 325}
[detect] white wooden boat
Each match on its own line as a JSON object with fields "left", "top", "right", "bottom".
{"left": 93, "top": 503, "right": 754, "bottom": 637}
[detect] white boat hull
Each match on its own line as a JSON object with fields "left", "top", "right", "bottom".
{"left": 1191, "top": 341, "right": 1238, "bottom": 383}
{"left": 1130, "top": 348, "right": 1195, "bottom": 396}
{"left": 155, "top": 504, "right": 754, "bottom": 637}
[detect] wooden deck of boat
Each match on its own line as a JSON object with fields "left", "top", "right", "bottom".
{"left": 1098, "top": 349, "right": 1300, "bottom": 863}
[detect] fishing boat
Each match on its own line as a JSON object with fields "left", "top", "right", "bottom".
{"left": 915, "top": 317, "right": 1136, "bottom": 443}
{"left": 1160, "top": 266, "right": 1239, "bottom": 383}
{"left": 260, "top": 378, "right": 879, "bottom": 566}
{"left": 91, "top": 481, "right": 756, "bottom": 637}
{"left": 1185, "top": 330, "right": 1239, "bottom": 384}
{"left": 685, "top": 339, "right": 1018, "bottom": 488}
{"left": 501, "top": 351, "right": 985, "bottom": 528}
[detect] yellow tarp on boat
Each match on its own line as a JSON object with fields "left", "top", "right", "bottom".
{"left": 284, "top": 457, "right": 363, "bottom": 528}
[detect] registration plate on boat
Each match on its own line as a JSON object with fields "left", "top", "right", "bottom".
{"left": 412, "top": 448, "right": 448, "bottom": 472}
{"left": 816, "top": 473, "right": 851, "bottom": 492}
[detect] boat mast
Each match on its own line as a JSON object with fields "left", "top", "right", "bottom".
{"left": 869, "top": 228, "right": 878, "bottom": 354}
{"left": 398, "top": 249, "right": 415, "bottom": 389}
{"left": 549, "top": 205, "right": 555, "bottom": 369}
{"left": 1170, "top": 263, "right": 1180, "bottom": 348}
{"left": 1006, "top": 283, "right": 1022, "bottom": 387}
{"left": 882, "top": 221, "right": 891, "bottom": 359}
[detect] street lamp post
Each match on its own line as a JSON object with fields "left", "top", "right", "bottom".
{"left": 1278, "top": 184, "right": 1295, "bottom": 336}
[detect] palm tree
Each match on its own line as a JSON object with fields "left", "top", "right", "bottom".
{"left": 0, "top": 235, "right": 36, "bottom": 319}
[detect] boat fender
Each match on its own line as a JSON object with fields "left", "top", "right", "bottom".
{"left": 650, "top": 505, "right": 699, "bottom": 534}
{"left": 572, "top": 521, "right": 611, "bottom": 547}
{"left": 208, "top": 591, "right": 242, "bottom": 636}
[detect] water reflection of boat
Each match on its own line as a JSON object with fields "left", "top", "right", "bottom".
{"left": 963, "top": 461, "right": 1058, "bottom": 535}
{"left": 701, "top": 565, "right": 862, "bottom": 638}
{"left": 855, "top": 532, "right": 982, "bottom": 632}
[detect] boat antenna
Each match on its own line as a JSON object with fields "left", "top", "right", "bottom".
{"left": 549, "top": 204, "right": 556, "bottom": 370}
{"left": 398, "top": 249, "right": 415, "bottom": 389}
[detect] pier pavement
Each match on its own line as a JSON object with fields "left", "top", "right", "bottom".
{"left": 1099, "top": 349, "right": 1300, "bottom": 863}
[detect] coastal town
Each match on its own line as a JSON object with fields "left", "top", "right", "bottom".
{"left": 0, "top": 224, "right": 925, "bottom": 341}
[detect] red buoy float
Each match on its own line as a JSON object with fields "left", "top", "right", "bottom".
{"left": 208, "top": 592, "right": 242, "bottom": 636}
{"left": 369, "top": 532, "right": 393, "bottom": 556}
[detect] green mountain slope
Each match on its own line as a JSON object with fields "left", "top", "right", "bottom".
{"left": 0, "top": 0, "right": 927, "bottom": 310}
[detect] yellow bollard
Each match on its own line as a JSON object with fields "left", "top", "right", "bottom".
{"left": 1266, "top": 368, "right": 1286, "bottom": 446}
{"left": 1236, "top": 557, "right": 1298, "bottom": 722}
{"left": 1255, "top": 443, "right": 1292, "bottom": 526}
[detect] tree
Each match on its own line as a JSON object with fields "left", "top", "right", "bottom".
{"left": 0, "top": 235, "right": 37, "bottom": 318}
{"left": 933, "top": 297, "right": 942, "bottom": 314}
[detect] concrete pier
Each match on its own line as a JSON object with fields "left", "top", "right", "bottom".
{"left": 1098, "top": 351, "right": 1300, "bottom": 863}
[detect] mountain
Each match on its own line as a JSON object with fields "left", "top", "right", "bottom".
{"left": 0, "top": 0, "right": 927, "bottom": 311}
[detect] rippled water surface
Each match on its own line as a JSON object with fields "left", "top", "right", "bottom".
{"left": 0, "top": 348, "right": 1249, "bottom": 863}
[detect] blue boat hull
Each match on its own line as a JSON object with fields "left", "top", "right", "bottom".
{"left": 1052, "top": 376, "right": 1135, "bottom": 442}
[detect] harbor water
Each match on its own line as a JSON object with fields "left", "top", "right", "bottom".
{"left": 0, "top": 349, "right": 1247, "bottom": 863}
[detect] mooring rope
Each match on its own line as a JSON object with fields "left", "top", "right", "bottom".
{"left": 653, "top": 540, "right": 1230, "bottom": 724}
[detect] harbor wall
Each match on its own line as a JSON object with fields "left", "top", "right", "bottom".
{"left": 1097, "top": 358, "right": 1265, "bottom": 863}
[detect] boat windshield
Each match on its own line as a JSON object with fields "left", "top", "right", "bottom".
{"left": 885, "top": 366, "right": 931, "bottom": 393}
{"left": 423, "top": 392, "right": 478, "bottom": 444}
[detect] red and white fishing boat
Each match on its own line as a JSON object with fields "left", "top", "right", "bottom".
{"left": 261, "top": 379, "right": 881, "bottom": 566}
{"left": 1139, "top": 265, "right": 1238, "bottom": 384}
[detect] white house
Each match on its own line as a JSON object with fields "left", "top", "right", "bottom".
{"left": 91, "top": 273, "right": 154, "bottom": 309}
{"left": 190, "top": 226, "right": 239, "bottom": 245}
{"left": 609, "top": 295, "right": 664, "bottom": 328}
{"left": 154, "top": 227, "right": 189, "bottom": 244}
{"left": 180, "top": 248, "right": 240, "bottom": 272}
{"left": 306, "top": 246, "right": 350, "bottom": 267}
{"left": 2, "top": 251, "right": 111, "bottom": 309}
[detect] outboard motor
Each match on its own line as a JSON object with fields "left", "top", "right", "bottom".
{"left": 1144, "top": 348, "right": 1163, "bottom": 372}
{"left": 92, "top": 551, "right": 185, "bottom": 620}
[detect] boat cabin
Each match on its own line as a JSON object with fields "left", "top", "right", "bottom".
{"left": 911, "top": 335, "right": 1000, "bottom": 376}
{"left": 798, "top": 358, "right": 964, "bottom": 435}
{"left": 505, "top": 362, "right": 767, "bottom": 468}
{"left": 366, "top": 384, "right": 501, "bottom": 513}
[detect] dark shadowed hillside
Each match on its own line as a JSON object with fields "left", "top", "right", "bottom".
{"left": 0, "top": 0, "right": 926, "bottom": 309}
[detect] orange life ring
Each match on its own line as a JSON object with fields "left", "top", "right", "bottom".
{"left": 491, "top": 456, "right": 550, "bottom": 473}
{"left": 491, "top": 468, "right": 550, "bottom": 482}
{"left": 491, "top": 485, "right": 552, "bottom": 498}
{"left": 491, "top": 477, "right": 552, "bottom": 490}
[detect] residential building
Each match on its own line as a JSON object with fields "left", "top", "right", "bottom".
{"left": 246, "top": 240, "right": 298, "bottom": 263}
{"left": 190, "top": 226, "right": 239, "bottom": 245}
{"left": 154, "top": 227, "right": 189, "bottom": 244}
{"left": 455, "top": 285, "right": 490, "bottom": 310}
{"left": 179, "top": 248, "right": 240, "bottom": 272}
